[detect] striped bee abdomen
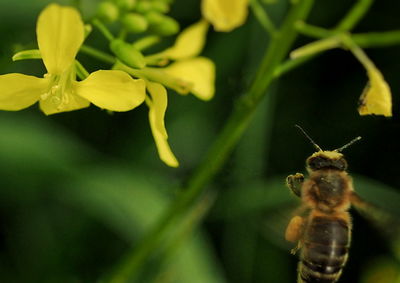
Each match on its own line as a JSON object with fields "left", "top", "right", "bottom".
{"left": 298, "top": 216, "right": 351, "bottom": 283}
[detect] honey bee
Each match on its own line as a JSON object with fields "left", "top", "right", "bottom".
{"left": 285, "top": 126, "right": 363, "bottom": 283}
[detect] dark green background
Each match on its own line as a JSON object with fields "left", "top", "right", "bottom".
{"left": 0, "top": 0, "right": 399, "bottom": 282}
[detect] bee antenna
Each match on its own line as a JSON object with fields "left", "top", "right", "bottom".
{"left": 294, "top": 125, "right": 323, "bottom": 152}
{"left": 335, "top": 136, "right": 362, "bottom": 152}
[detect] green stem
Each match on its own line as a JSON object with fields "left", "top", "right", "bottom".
{"left": 92, "top": 18, "right": 115, "bottom": 41}
{"left": 273, "top": 53, "right": 317, "bottom": 78}
{"left": 75, "top": 60, "right": 89, "bottom": 80}
{"left": 275, "top": 29, "right": 400, "bottom": 78}
{"left": 80, "top": 45, "right": 115, "bottom": 64}
{"left": 150, "top": 193, "right": 216, "bottom": 283}
{"left": 274, "top": 0, "right": 376, "bottom": 78}
{"left": 296, "top": 24, "right": 400, "bottom": 48}
{"left": 295, "top": 21, "right": 334, "bottom": 38}
{"left": 352, "top": 30, "right": 400, "bottom": 47}
{"left": 289, "top": 35, "right": 340, "bottom": 59}
{"left": 335, "top": 0, "right": 374, "bottom": 32}
{"left": 249, "top": 0, "right": 277, "bottom": 36}
{"left": 341, "top": 34, "right": 375, "bottom": 70}
{"left": 104, "top": 1, "right": 315, "bottom": 282}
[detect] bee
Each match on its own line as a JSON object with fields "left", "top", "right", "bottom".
{"left": 285, "top": 125, "right": 363, "bottom": 283}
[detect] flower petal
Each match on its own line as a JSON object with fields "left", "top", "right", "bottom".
{"left": 0, "top": 73, "right": 47, "bottom": 110}
{"left": 147, "top": 82, "right": 168, "bottom": 138}
{"left": 37, "top": 4, "right": 84, "bottom": 74}
{"left": 202, "top": 0, "right": 249, "bottom": 32}
{"left": 161, "top": 20, "right": 209, "bottom": 60}
{"left": 39, "top": 92, "right": 90, "bottom": 115}
{"left": 147, "top": 81, "right": 179, "bottom": 167}
{"left": 163, "top": 57, "right": 215, "bottom": 101}
{"left": 75, "top": 70, "right": 146, "bottom": 111}
{"left": 358, "top": 67, "right": 392, "bottom": 117}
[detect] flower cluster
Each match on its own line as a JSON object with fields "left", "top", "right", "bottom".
{"left": 0, "top": 3, "right": 218, "bottom": 167}
{"left": 0, "top": 4, "right": 145, "bottom": 115}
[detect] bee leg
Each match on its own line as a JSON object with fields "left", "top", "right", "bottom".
{"left": 286, "top": 173, "right": 304, "bottom": 197}
{"left": 285, "top": 215, "right": 304, "bottom": 243}
{"left": 290, "top": 241, "right": 302, "bottom": 255}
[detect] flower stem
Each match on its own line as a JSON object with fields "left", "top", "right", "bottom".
{"left": 290, "top": 35, "right": 340, "bottom": 59}
{"left": 103, "top": 1, "right": 315, "bottom": 282}
{"left": 341, "top": 33, "right": 375, "bottom": 71}
{"left": 274, "top": 0, "right": 376, "bottom": 78}
{"left": 92, "top": 18, "right": 115, "bottom": 41}
{"left": 80, "top": 45, "right": 115, "bottom": 64}
{"left": 335, "top": 0, "right": 374, "bottom": 32}
{"left": 295, "top": 21, "right": 334, "bottom": 38}
{"left": 352, "top": 30, "right": 400, "bottom": 47}
{"left": 249, "top": 0, "right": 277, "bottom": 36}
{"left": 75, "top": 60, "right": 89, "bottom": 80}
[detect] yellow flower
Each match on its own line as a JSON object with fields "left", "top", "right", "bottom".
{"left": 0, "top": 4, "right": 145, "bottom": 115}
{"left": 358, "top": 67, "right": 392, "bottom": 117}
{"left": 148, "top": 20, "right": 216, "bottom": 101}
{"left": 202, "top": 0, "right": 249, "bottom": 32}
{"left": 349, "top": 43, "right": 393, "bottom": 117}
{"left": 115, "top": 20, "right": 216, "bottom": 166}
{"left": 141, "top": 20, "right": 215, "bottom": 166}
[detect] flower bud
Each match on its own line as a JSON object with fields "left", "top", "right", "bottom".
{"left": 84, "top": 24, "right": 93, "bottom": 38}
{"left": 135, "top": 1, "right": 153, "bottom": 13}
{"left": 121, "top": 13, "right": 148, "bottom": 33}
{"left": 96, "top": 1, "right": 119, "bottom": 23}
{"left": 114, "top": 0, "right": 136, "bottom": 10}
{"left": 110, "top": 39, "right": 146, "bottom": 69}
{"left": 146, "top": 12, "right": 179, "bottom": 36}
{"left": 151, "top": 1, "right": 169, "bottom": 13}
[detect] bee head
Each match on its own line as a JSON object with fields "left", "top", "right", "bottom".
{"left": 306, "top": 151, "right": 347, "bottom": 171}
{"left": 294, "top": 125, "right": 361, "bottom": 172}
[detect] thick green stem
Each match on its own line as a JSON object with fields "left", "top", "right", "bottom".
{"left": 104, "top": 1, "right": 314, "bottom": 282}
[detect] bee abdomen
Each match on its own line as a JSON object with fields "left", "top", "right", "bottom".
{"left": 298, "top": 216, "right": 350, "bottom": 283}
{"left": 298, "top": 253, "right": 346, "bottom": 283}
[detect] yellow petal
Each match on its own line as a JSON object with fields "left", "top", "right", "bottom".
{"left": 147, "top": 81, "right": 179, "bottom": 167}
{"left": 39, "top": 92, "right": 90, "bottom": 115}
{"left": 75, "top": 70, "right": 146, "bottom": 111}
{"left": 358, "top": 67, "right": 392, "bottom": 117}
{"left": 161, "top": 20, "right": 209, "bottom": 60}
{"left": 163, "top": 57, "right": 215, "bottom": 101}
{"left": 202, "top": 0, "right": 249, "bottom": 32}
{"left": 0, "top": 73, "right": 47, "bottom": 110}
{"left": 37, "top": 4, "right": 84, "bottom": 74}
{"left": 147, "top": 82, "right": 168, "bottom": 138}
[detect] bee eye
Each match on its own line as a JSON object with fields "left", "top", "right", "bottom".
{"left": 307, "top": 156, "right": 327, "bottom": 170}
{"left": 335, "top": 158, "right": 348, "bottom": 170}
{"left": 307, "top": 156, "right": 347, "bottom": 171}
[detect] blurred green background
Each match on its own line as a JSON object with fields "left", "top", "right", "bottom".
{"left": 1, "top": 0, "right": 400, "bottom": 282}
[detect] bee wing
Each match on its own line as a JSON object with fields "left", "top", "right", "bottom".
{"left": 350, "top": 191, "right": 400, "bottom": 252}
{"left": 262, "top": 203, "right": 309, "bottom": 251}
